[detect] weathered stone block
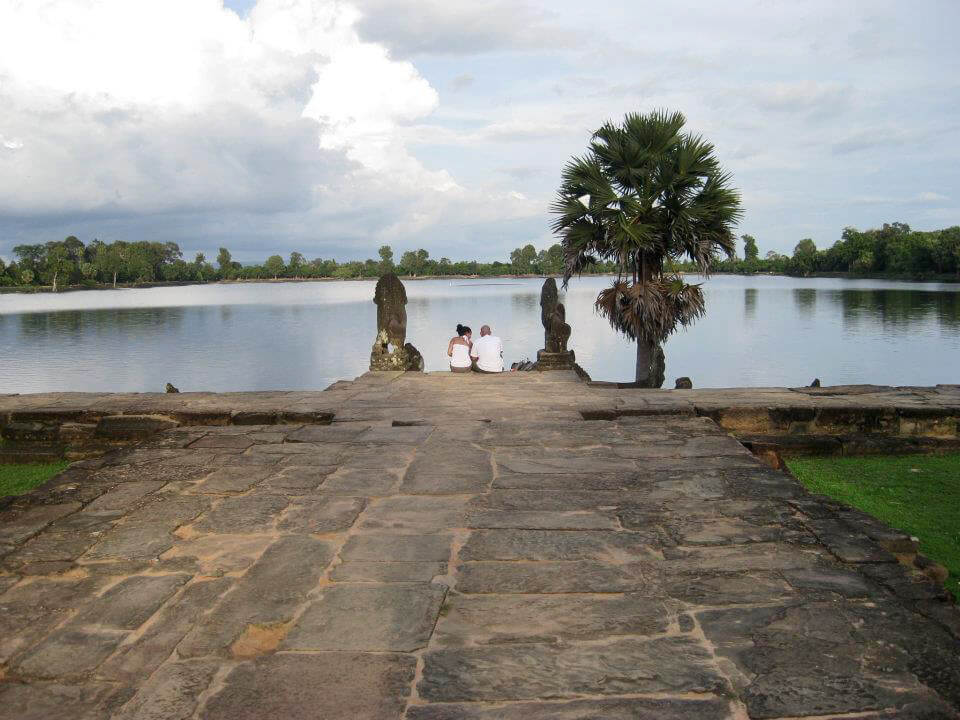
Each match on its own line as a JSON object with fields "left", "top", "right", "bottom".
{"left": 82, "top": 522, "right": 176, "bottom": 560}
{"left": 419, "top": 636, "right": 726, "bottom": 701}
{"left": 191, "top": 494, "right": 289, "bottom": 534}
{"left": 1, "top": 421, "right": 59, "bottom": 442}
{"left": 0, "top": 503, "right": 81, "bottom": 545}
{"left": 434, "top": 592, "right": 670, "bottom": 645}
{"left": 112, "top": 658, "right": 221, "bottom": 720}
{"left": 95, "top": 415, "right": 178, "bottom": 440}
{"left": 284, "top": 583, "right": 446, "bottom": 651}
{"left": 406, "top": 697, "right": 734, "bottom": 720}
{"left": 15, "top": 627, "right": 125, "bottom": 679}
{"left": 459, "top": 529, "right": 652, "bottom": 562}
{"left": 331, "top": 561, "right": 446, "bottom": 582}
{"left": 278, "top": 496, "right": 365, "bottom": 533}
{"left": 455, "top": 560, "right": 649, "bottom": 594}
{"left": 341, "top": 534, "right": 452, "bottom": 562}
{"left": 71, "top": 574, "right": 189, "bottom": 629}
{"left": 203, "top": 652, "right": 416, "bottom": 720}
{"left": 177, "top": 536, "right": 334, "bottom": 657}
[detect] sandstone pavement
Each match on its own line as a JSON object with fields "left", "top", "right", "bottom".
{"left": 1, "top": 371, "right": 958, "bottom": 719}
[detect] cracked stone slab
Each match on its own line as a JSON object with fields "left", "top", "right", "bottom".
{"left": 459, "top": 529, "right": 657, "bottom": 562}
{"left": 285, "top": 424, "right": 370, "bottom": 443}
{"left": 434, "top": 592, "right": 671, "bottom": 645}
{"left": 284, "top": 583, "right": 446, "bottom": 651}
{"left": 196, "top": 467, "right": 273, "bottom": 493}
{"left": 80, "top": 481, "right": 166, "bottom": 516}
{"left": 472, "top": 489, "right": 650, "bottom": 511}
{"left": 278, "top": 496, "right": 365, "bottom": 534}
{"left": 406, "top": 697, "right": 736, "bottom": 720}
{"left": 419, "top": 635, "right": 727, "bottom": 702}
{"left": 495, "top": 453, "right": 627, "bottom": 475}
{"left": 661, "top": 571, "right": 795, "bottom": 605}
{"left": 0, "top": 575, "right": 106, "bottom": 664}
{"left": 100, "top": 578, "right": 233, "bottom": 683}
{"left": 331, "top": 561, "right": 447, "bottom": 582}
{"left": 191, "top": 494, "right": 289, "bottom": 534}
{"left": 160, "top": 536, "right": 270, "bottom": 575}
{"left": 0, "top": 504, "right": 82, "bottom": 545}
{"left": 122, "top": 493, "right": 209, "bottom": 525}
{"left": 320, "top": 467, "right": 400, "bottom": 495}
{"left": 805, "top": 518, "right": 898, "bottom": 563}
{"left": 0, "top": 680, "right": 119, "bottom": 720}
{"left": 112, "top": 658, "right": 221, "bottom": 720}
{"left": 455, "top": 561, "right": 651, "bottom": 594}
{"left": 463, "top": 508, "right": 618, "bottom": 530}
{"left": 358, "top": 496, "right": 468, "bottom": 533}
{"left": 667, "top": 517, "right": 787, "bottom": 545}
{"left": 357, "top": 425, "right": 434, "bottom": 444}
{"left": 259, "top": 466, "right": 333, "bottom": 491}
{"left": 341, "top": 534, "right": 452, "bottom": 562}
{"left": 188, "top": 434, "right": 254, "bottom": 449}
{"left": 71, "top": 573, "right": 189, "bottom": 629}
{"left": 337, "top": 443, "right": 418, "bottom": 470}
{"left": 782, "top": 567, "right": 875, "bottom": 597}
{"left": 14, "top": 627, "right": 126, "bottom": 679}
{"left": 177, "top": 536, "right": 334, "bottom": 657}
{"left": 203, "top": 652, "right": 416, "bottom": 720}
{"left": 662, "top": 543, "right": 817, "bottom": 572}
{"left": 82, "top": 522, "right": 177, "bottom": 560}
{"left": 401, "top": 442, "right": 492, "bottom": 494}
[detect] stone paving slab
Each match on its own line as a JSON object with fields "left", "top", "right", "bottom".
{"left": 0, "top": 371, "right": 958, "bottom": 719}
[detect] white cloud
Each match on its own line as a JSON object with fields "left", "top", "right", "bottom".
{"left": 350, "top": 0, "right": 561, "bottom": 56}
{"left": 0, "top": 0, "right": 537, "bottom": 254}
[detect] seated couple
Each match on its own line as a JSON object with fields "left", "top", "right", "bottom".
{"left": 447, "top": 324, "right": 503, "bottom": 373}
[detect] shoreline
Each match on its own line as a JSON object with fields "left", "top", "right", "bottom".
{"left": 2, "top": 270, "right": 959, "bottom": 295}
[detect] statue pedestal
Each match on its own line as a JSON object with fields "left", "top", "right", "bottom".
{"left": 536, "top": 349, "right": 576, "bottom": 370}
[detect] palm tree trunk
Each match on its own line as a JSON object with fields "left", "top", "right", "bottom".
{"left": 635, "top": 339, "right": 666, "bottom": 388}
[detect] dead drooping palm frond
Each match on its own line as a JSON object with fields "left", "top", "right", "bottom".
{"left": 595, "top": 277, "right": 706, "bottom": 345}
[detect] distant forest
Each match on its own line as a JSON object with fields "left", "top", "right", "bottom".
{"left": 2, "top": 222, "right": 958, "bottom": 291}
{"left": 704, "top": 223, "right": 960, "bottom": 279}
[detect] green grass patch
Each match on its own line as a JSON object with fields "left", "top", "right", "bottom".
{"left": 786, "top": 453, "right": 960, "bottom": 600}
{"left": 0, "top": 462, "right": 70, "bottom": 497}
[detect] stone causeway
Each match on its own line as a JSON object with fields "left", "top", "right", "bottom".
{"left": 1, "top": 371, "right": 959, "bottom": 719}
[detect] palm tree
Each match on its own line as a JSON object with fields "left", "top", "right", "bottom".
{"left": 551, "top": 110, "right": 742, "bottom": 386}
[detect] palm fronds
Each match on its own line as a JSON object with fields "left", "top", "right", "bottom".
{"left": 551, "top": 109, "right": 741, "bottom": 341}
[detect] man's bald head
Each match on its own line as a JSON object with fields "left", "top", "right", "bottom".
{"left": 480, "top": 325, "right": 492, "bottom": 336}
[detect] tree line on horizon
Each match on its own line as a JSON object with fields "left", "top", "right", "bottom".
{"left": 705, "top": 223, "right": 960, "bottom": 278}
{"left": 0, "top": 238, "right": 586, "bottom": 290}
{"left": 2, "top": 221, "right": 958, "bottom": 291}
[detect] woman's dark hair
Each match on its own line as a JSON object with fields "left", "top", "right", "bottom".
{"left": 456, "top": 324, "right": 471, "bottom": 336}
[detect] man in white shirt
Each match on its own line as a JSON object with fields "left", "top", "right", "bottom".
{"left": 470, "top": 325, "right": 503, "bottom": 373}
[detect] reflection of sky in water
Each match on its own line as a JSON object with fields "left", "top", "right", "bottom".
{"left": 1, "top": 276, "right": 959, "bottom": 392}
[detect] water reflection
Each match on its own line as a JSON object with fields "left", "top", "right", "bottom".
{"left": 833, "top": 289, "right": 960, "bottom": 331}
{"left": 793, "top": 288, "right": 817, "bottom": 314}
{"left": 1, "top": 276, "right": 958, "bottom": 391}
{"left": 743, "top": 288, "right": 757, "bottom": 320}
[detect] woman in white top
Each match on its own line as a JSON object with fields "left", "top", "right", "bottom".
{"left": 447, "top": 324, "right": 473, "bottom": 373}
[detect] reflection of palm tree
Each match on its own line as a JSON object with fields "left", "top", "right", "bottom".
{"left": 551, "top": 110, "right": 742, "bottom": 385}
{"left": 744, "top": 288, "right": 757, "bottom": 320}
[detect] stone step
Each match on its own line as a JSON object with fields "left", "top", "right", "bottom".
{"left": 59, "top": 422, "right": 98, "bottom": 444}
{"left": 1, "top": 421, "right": 59, "bottom": 442}
{"left": 94, "top": 415, "right": 179, "bottom": 440}
{"left": 0, "top": 440, "right": 65, "bottom": 464}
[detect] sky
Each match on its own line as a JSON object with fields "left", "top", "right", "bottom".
{"left": 0, "top": 0, "right": 958, "bottom": 263}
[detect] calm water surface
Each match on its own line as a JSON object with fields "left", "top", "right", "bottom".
{"left": 2, "top": 276, "right": 959, "bottom": 392}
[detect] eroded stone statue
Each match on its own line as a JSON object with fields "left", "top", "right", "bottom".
{"left": 370, "top": 273, "right": 424, "bottom": 372}
{"left": 536, "top": 278, "right": 575, "bottom": 370}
